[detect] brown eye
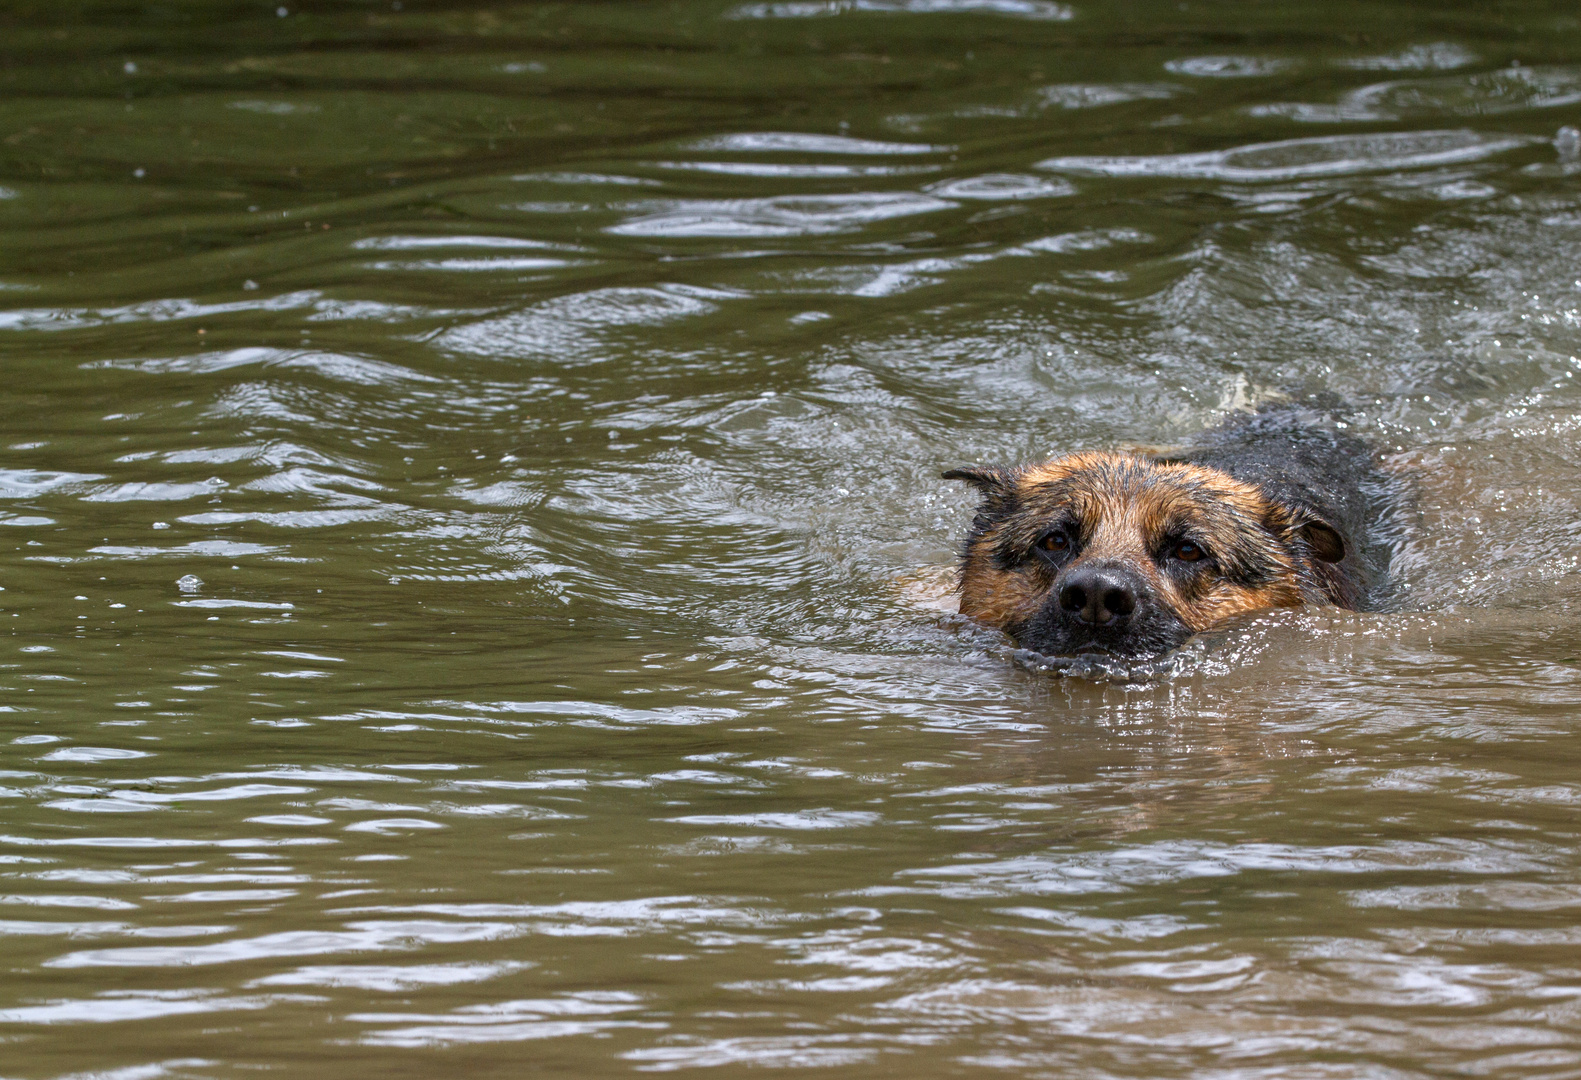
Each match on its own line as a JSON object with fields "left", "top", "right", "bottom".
{"left": 1038, "top": 530, "right": 1070, "bottom": 554}
{"left": 1173, "top": 540, "right": 1203, "bottom": 562}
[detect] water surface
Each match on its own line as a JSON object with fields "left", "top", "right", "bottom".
{"left": 6, "top": 1, "right": 1581, "bottom": 1076}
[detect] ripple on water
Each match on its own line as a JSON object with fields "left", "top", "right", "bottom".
{"left": 0, "top": 990, "right": 291, "bottom": 1024}
{"left": 1164, "top": 55, "right": 1297, "bottom": 78}
{"left": 725, "top": 0, "right": 1073, "bottom": 20}
{"left": 434, "top": 285, "right": 729, "bottom": 362}
{"left": 924, "top": 173, "right": 1075, "bottom": 200}
{"left": 1037, "top": 130, "right": 1540, "bottom": 181}
{"left": 652, "top": 160, "right": 938, "bottom": 178}
{"left": 349, "top": 991, "right": 656, "bottom": 1048}
{"left": 683, "top": 132, "right": 951, "bottom": 154}
{"left": 0, "top": 469, "right": 105, "bottom": 498}
{"left": 88, "top": 348, "right": 441, "bottom": 387}
{"left": 886, "top": 839, "right": 1557, "bottom": 899}
{"left": 39, "top": 747, "right": 152, "bottom": 763}
{"left": 4, "top": 5, "right": 1581, "bottom": 1078}
{"left": 1034, "top": 82, "right": 1181, "bottom": 109}
{"left": 0, "top": 893, "right": 140, "bottom": 910}
{"left": 46, "top": 920, "right": 521, "bottom": 968}
{"left": 0, "top": 292, "right": 460, "bottom": 332}
{"left": 247, "top": 960, "right": 532, "bottom": 990}
{"left": 1255, "top": 64, "right": 1581, "bottom": 123}
{"left": 605, "top": 192, "right": 957, "bottom": 238}
{"left": 352, "top": 235, "right": 583, "bottom": 252}
{"left": 664, "top": 809, "right": 882, "bottom": 829}
{"left": 1335, "top": 43, "right": 1478, "bottom": 71}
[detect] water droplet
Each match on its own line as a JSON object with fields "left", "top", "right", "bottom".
{"left": 1558, "top": 126, "right": 1581, "bottom": 162}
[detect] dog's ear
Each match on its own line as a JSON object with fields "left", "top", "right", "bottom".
{"left": 942, "top": 465, "right": 1015, "bottom": 499}
{"left": 1295, "top": 518, "right": 1346, "bottom": 563}
{"left": 1262, "top": 503, "right": 1347, "bottom": 563}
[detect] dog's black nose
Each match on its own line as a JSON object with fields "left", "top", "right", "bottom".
{"left": 1059, "top": 566, "right": 1139, "bottom": 627}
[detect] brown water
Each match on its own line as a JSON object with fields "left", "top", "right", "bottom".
{"left": 5, "top": 2, "right": 1581, "bottom": 1076}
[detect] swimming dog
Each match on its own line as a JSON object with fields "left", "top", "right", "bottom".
{"left": 944, "top": 404, "right": 1391, "bottom": 659}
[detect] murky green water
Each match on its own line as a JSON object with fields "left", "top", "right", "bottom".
{"left": 6, "top": 1, "right": 1581, "bottom": 1076}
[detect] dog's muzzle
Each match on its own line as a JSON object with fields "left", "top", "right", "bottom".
{"left": 1014, "top": 562, "right": 1193, "bottom": 659}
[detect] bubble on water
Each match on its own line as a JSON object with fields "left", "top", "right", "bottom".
{"left": 1166, "top": 55, "right": 1294, "bottom": 78}
{"left": 176, "top": 575, "right": 203, "bottom": 594}
{"left": 1557, "top": 126, "right": 1581, "bottom": 162}
{"left": 1011, "top": 648, "right": 1179, "bottom": 684}
{"left": 1335, "top": 43, "right": 1478, "bottom": 72}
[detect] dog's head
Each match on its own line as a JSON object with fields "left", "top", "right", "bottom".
{"left": 944, "top": 452, "right": 1345, "bottom": 658}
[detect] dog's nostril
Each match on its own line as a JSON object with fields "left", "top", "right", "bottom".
{"left": 1059, "top": 569, "right": 1139, "bottom": 627}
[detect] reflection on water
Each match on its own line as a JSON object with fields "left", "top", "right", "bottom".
{"left": 4, "top": 0, "right": 1581, "bottom": 1077}
{"left": 1037, "top": 130, "right": 1540, "bottom": 180}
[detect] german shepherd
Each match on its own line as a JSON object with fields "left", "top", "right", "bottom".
{"left": 944, "top": 403, "right": 1392, "bottom": 659}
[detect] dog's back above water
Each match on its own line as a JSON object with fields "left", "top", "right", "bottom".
{"left": 944, "top": 403, "right": 1395, "bottom": 660}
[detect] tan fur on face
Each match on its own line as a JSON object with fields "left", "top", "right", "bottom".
{"left": 958, "top": 452, "right": 1308, "bottom": 635}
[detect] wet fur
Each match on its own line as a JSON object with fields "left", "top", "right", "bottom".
{"left": 946, "top": 405, "right": 1388, "bottom": 659}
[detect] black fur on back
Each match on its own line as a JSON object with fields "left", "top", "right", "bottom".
{"left": 1156, "top": 400, "right": 1400, "bottom": 611}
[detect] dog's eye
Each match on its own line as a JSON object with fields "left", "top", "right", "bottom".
{"left": 1172, "top": 540, "right": 1204, "bottom": 562}
{"left": 1037, "top": 530, "right": 1070, "bottom": 554}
